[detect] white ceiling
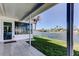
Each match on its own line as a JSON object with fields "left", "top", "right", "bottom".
{"left": 0, "top": 3, "right": 57, "bottom": 21}
{"left": 0, "top": 3, "right": 38, "bottom": 19}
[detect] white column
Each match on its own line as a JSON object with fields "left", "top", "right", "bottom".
{"left": 29, "top": 15, "right": 32, "bottom": 46}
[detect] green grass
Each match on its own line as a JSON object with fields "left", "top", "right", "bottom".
{"left": 30, "top": 36, "right": 79, "bottom": 56}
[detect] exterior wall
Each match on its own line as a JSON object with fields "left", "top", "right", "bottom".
{"left": 0, "top": 19, "right": 2, "bottom": 42}
{"left": 0, "top": 16, "right": 33, "bottom": 42}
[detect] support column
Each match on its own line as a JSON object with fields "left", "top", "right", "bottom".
{"left": 29, "top": 15, "right": 32, "bottom": 46}
{"left": 67, "top": 3, "right": 74, "bottom": 56}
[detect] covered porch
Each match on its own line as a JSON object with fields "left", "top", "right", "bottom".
{"left": 0, "top": 3, "right": 56, "bottom": 56}
{"left": 0, "top": 3, "right": 75, "bottom": 56}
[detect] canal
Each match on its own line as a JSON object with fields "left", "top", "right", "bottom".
{"left": 34, "top": 31, "right": 79, "bottom": 43}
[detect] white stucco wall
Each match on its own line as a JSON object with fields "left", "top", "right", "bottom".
{"left": 0, "top": 16, "right": 33, "bottom": 42}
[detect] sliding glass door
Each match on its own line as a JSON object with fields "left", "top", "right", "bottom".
{"left": 4, "top": 22, "right": 12, "bottom": 40}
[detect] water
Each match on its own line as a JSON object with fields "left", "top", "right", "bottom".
{"left": 34, "top": 31, "right": 79, "bottom": 43}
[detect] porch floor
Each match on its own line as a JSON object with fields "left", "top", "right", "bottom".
{"left": 0, "top": 41, "right": 45, "bottom": 56}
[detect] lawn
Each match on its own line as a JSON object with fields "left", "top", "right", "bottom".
{"left": 30, "top": 36, "right": 79, "bottom": 56}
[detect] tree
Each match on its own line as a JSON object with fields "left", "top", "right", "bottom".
{"left": 32, "top": 16, "right": 40, "bottom": 30}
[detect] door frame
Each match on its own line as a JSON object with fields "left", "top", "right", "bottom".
{"left": 3, "top": 22, "right": 13, "bottom": 41}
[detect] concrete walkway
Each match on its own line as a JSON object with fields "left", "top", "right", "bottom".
{"left": 0, "top": 41, "right": 45, "bottom": 56}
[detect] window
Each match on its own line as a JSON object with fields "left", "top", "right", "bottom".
{"left": 15, "top": 22, "right": 32, "bottom": 34}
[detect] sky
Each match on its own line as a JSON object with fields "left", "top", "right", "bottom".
{"left": 36, "top": 3, "right": 79, "bottom": 29}
{"left": 74, "top": 4, "right": 79, "bottom": 29}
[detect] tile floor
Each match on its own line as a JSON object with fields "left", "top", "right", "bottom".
{"left": 0, "top": 41, "right": 45, "bottom": 56}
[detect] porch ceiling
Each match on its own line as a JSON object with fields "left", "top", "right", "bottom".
{"left": 0, "top": 3, "right": 57, "bottom": 21}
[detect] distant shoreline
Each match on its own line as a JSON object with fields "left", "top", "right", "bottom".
{"left": 47, "top": 31, "right": 79, "bottom": 34}
{"left": 49, "top": 31, "right": 66, "bottom": 33}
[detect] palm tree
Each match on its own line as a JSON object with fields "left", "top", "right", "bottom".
{"left": 32, "top": 16, "right": 40, "bottom": 30}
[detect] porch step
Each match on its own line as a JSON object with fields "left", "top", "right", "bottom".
{"left": 4, "top": 41, "right": 16, "bottom": 44}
